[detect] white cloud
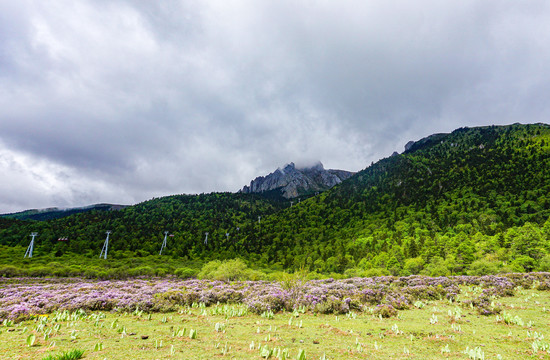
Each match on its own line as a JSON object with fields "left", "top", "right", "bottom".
{"left": 0, "top": 141, "right": 135, "bottom": 211}
{"left": 1, "top": 0, "right": 549, "bottom": 212}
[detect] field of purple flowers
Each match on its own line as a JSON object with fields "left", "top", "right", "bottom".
{"left": 2, "top": 273, "right": 550, "bottom": 321}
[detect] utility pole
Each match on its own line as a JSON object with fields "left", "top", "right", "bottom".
{"left": 24, "top": 232, "right": 38, "bottom": 258}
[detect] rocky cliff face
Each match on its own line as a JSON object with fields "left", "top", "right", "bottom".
{"left": 241, "top": 162, "right": 354, "bottom": 199}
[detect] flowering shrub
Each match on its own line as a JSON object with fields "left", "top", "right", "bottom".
{"left": 314, "top": 297, "right": 349, "bottom": 314}
{"left": 536, "top": 281, "right": 550, "bottom": 291}
{"left": 360, "top": 288, "right": 386, "bottom": 304}
{"left": 1, "top": 273, "right": 549, "bottom": 320}
{"left": 373, "top": 304, "right": 398, "bottom": 318}
{"left": 384, "top": 295, "right": 410, "bottom": 310}
{"left": 462, "top": 295, "right": 502, "bottom": 316}
{"left": 402, "top": 285, "right": 447, "bottom": 300}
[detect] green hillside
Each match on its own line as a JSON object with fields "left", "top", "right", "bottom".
{"left": 1, "top": 123, "right": 549, "bottom": 278}
{"left": 0, "top": 192, "right": 285, "bottom": 256}
{"left": 256, "top": 123, "right": 550, "bottom": 275}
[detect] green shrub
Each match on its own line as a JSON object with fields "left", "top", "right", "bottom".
{"left": 363, "top": 268, "right": 390, "bottom": 277}
{"left": 128, "top": 266, "right": 156, "bottom": 277}
{"left": 28, "top": 266, "right": 51, "bottom": 277}
{"left": 198, "top": 259, "right": 265, "bottom": 281}
{"left": 511, "top": 255, "right": 536, "bottom": 272}
{"left": 273, "top": 270, "right": 309, "bottom": 291}
{"left": 537, "top": 255, "right": 550, "bottom": 271}
{"left": 174, "top": 267, "right": 197, "bottom": 279}
{"left": 155, "top": 268, "right": 168, "bottom": 277}
{"left": 41, "top": 349, "right": 85, "bottom": 360}
{"left": 467, "top": 258, "right": 500, "bottom": 276}
{"left": 0, "top": 265, "right": 22, "bottom": 277}
{"left": 403, "top": 257, "right": 425, "bottom": 275}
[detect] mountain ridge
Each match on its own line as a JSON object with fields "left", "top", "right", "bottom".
{"left": 1, "top": 203, "right": 128, "bottom": 221}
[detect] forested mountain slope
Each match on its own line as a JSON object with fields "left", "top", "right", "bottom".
{"left": 1, "top": 123, "right": 549, "bottom": 277}
{"left": 253, "top": 123, "right": 550, "bottom": 274}
{"left": 0, "top": 193, "right": 286, "bottom": 259}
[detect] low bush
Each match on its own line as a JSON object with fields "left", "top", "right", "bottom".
{"left": 198, "top": 259, "right": 265, "bottom": 281}
{"left": 174, "top": 267, "right": 197, "bottom": 279}
{"left": 41, "top": 348, "right": 85, "bottom": 360}
{"left": 373, "top": 304, "right": 398, "bottom": 318}
{"left": 0, "top": 265, "right": 22, "bottom": 277}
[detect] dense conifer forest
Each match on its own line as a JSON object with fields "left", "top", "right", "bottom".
{"left": 1, "top": 123, "right": 549, "bottom": 279}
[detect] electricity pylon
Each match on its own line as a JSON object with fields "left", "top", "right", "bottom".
{"left": 99, "top": 231, "right": 111, "bottom": 259}
{"left": 24, "top": 232, "right": 38, "bottom": 258}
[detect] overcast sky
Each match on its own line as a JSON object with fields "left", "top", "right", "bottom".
{"left": 1, "top": 1, "right": 549, "bottom": 213}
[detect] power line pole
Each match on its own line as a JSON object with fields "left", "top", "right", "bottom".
{"left": 99, "top": 231, "right": 111, "bottom": 259}
{"left": 24, "top": 232, "right": 38, "bottom": 258}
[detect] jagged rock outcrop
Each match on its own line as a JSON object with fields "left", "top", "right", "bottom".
{"left": 404, "top": 141, "right": 415, "bottom": 152}
{"left": 241, "top": 162, "right": 354, "bottom": 199}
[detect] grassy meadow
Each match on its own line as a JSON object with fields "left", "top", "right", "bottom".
{"left": 2, "top": 275, "right": 550, "bottom": 359}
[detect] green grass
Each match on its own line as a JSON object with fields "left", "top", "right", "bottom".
{"left": 41, "top": 349, "right": 85, "bottom": 360}
{"left": 2, "top": 287, "right": 550, "bottom": 359}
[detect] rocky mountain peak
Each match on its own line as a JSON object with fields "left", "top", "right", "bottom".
{"left": 240, "top": 162, "right": 354, "bottom": 199}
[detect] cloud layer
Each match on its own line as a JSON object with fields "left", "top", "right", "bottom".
{"left": 1, "top": 1, "right": 550, "bottom": 212}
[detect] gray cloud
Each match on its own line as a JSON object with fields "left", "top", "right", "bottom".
{"left": 1, "top": 0, "right": 550, "bottom": 212}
